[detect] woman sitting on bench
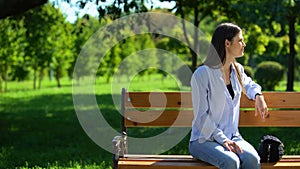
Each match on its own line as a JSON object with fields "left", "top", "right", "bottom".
{"left": 189, "top": 23, "right": 269, "bottom": 169}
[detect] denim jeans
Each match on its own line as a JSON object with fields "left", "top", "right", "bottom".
{"left": 189, "top": 136, "right": 260, "bottom": 169}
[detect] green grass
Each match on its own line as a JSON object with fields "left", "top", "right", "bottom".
{"left": 275, "top": 80, "right": 300, "bottom": 91}
{"left": 0, "top": 74, "right": 299, "bottom": 169}
{"left": 0, "top": 80, "right": 108, "bottom": 168}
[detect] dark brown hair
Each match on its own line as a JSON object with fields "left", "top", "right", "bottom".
{"left": 204, "top": 23, "right": 241, "bottom": 68}
{"left": 204, "top": 23, "right": 246, "bottom": 93}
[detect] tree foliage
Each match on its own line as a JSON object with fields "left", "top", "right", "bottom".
{"left": 1, "top": 0, "right": 300, "bottom": 92}
{"left": 72, "top": 15, "right": 106, "bottom": 84}
{"left": 23, "top": 3, "right": 75, "bottom": 88}
{"left": 160, "top": 0, "right": 230, "bottom": 70}
{"left": 0, "top": 16, "right": 27, "bottom": 92}
{"left": 229, "top": 0, "right": 300, "bottom": 91}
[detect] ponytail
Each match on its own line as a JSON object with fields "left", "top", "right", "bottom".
{"left": 233, "top": 61, "right": 246, "bottom": 95}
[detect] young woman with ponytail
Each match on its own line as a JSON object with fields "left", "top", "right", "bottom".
{"left": 189, "top": 23, "right": 268, "bottom": 169}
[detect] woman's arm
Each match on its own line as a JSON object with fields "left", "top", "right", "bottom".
{"left": 255, "top": 94, "right": 269, "bottom": 121}
{"left": 239, "top": 64, "right": 269, "bottom": 120}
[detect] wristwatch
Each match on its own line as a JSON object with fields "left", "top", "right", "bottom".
{"left": 255, "top": 93, "right": 263, "bottom": 98}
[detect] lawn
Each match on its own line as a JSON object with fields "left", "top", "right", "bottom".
{"left": 0, "top": 75, "right": 299, "bottom": 168}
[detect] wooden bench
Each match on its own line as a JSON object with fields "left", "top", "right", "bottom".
{"left": 112, "top": 88, "right": 300, "bottom": 169}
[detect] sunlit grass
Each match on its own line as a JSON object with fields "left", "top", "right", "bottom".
{"left": 275, "top": 80, "right": 300, "bottom": 91}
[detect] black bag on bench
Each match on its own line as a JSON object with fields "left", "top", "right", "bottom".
{"left": 258, "top": 135, "right": 284, "bottom": 162}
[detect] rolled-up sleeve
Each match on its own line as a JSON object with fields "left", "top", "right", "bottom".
{"left": 239, "top": 64, "right": 262, "bottom": 100}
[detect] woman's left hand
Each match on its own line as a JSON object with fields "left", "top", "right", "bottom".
{"left": 255, "top": 94, "right": 269, "bottom": 121}
{"left": 223, "top": 140, "right": 243, "bottom": 154}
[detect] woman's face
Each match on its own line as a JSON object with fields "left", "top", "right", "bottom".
{"left": 226, "top": 31, "right": 246, "bottom": 59}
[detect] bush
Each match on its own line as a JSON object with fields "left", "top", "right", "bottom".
{"left": 254, "top": 61, "right": 284, "bottom": 91}
{"left": 176, "top": 65, "right": 193, "bottom": 87}
{"left": 243, "top": 66, "right": 254, "bottom": 78}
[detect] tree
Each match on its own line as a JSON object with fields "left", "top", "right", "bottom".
{"left": 24, "top": 4, "right": 53, "bottom": 89}
{"left": 72, "top": 15, "right": 107, "bottom": 84}
{"left": 155, "top": 28, "right": 191, "bottom": 80}
{"left": 238, "top": 24, "right": 269, "bottom": 67}
{"left": 59, "top": 0, "right": 300, "bottom": 91}
{"left": 23, "top": 3, "right": 75, "bottom": 89}
{"left": 99, "top": 42, "right": 121, "bottom": 83}
{"left": 50, "top": 21, "right": 75, "bottom": 88}
{"left": 229, "top": 0, "right": 300, "bottom": 91}
{"left": 107, "top": 34, "right": 156, "bottom": 82}
{"left": 160, "top": 0, "right": 229, "bottom": 71}
{"left": 59, "top": 0, "right": 148, "bottom": 21}
{"left": 0, "top": 16, "right": 27, "bottom": 92}
{"left": 98, "top": 0, "right": 148, "bottom": 19}
{"left": 256, "top": 37, "right": 289, "bottom": 71}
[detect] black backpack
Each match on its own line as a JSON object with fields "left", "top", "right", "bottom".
{"left": 258, "top": 135, "right": 284, "bottom": 162}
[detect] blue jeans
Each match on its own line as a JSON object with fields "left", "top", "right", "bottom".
{"left": 189, "top": 136, "right": 260, "bottom": 169}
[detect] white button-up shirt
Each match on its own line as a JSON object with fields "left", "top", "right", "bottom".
{"left": 190, "top": 63, "right": 262, "bottom": 144}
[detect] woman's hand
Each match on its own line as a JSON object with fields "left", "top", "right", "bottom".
{"left": 255, "top": 94, "right": 269, "bottom": 121}
{"left": 223, "top": 140, "right": 243, "bottom": 154}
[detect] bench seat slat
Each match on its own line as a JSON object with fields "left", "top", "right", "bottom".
{"left": 118, "top": 155, "right": 300, "bottom": 169}
{"left": 122, "top": 154, "right": 300, "bottom": 161}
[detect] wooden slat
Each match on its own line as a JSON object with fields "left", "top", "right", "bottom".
{"left": 279, "top": 155, "right": 300, "bottom": 162}
{"left": 125, "top": 92, "right": 300, "bottom": 109}
{"left": 124, "top": 154, "right": 197, "bottom": 160}
{"left": 122, "top": 155, "right": 300, "bottom": 161}
{"left": 125, "top": 92, "right": 192, "bottom": 108}
{"left": 239, "top": 110, "right": 300, "bottom": 127}
{"left": 124, "top": 110, "right": 193, "bottom": 127}
{"left": 240, "top": 92, "right": 300, "bottom": 108}
{"left": 124, "top": 110, "right": 300, "bottom": 127}
{"left": 118, "top": 155, "right": 300, "bottom": 169}
{"left": 118, "top": 162, "right": 300, "bottom": 169}
{"left": 119, "top": 159, "right": 216, "bottom": 169}
{"left": 118, "top": 162, "right": 217, "bottom": 169}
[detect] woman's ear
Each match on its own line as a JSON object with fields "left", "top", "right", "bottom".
{"left": 225, "top": 39, "right": 230, "bottom": 47}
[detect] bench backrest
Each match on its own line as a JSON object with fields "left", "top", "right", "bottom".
{"left": 121, "top": 88, "right": 300, "bottom": 130}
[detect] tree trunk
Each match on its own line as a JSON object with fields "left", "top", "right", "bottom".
{"left": 4, "top": 75, "right": 7, "bottom": 92}
{"left": 179, "top": 9, "right": 192, "bottom": 56}
{"left": 38, "top": 69, "right": 44, "bottom": 89}
{"left": 33, "top": 68, "right": 37, "bottom": 89}
{"left": 56, "top": 70, "right": 61, "bottom": 88}
{"left": 0, "top": 75, "right": 2, "bottom": 93}
{"left": 179, "top": 6, "right": 200, "bottom": 72}
{"left": 287, "top": 16, "right": 295, "bottom": 91}
{"left": 4, "top": 64, "right": 8, "bottom": 92}
{"left": 192, "top": 6, "right": 200, "bottom": 71}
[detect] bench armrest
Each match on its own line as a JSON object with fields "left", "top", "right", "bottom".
{"left": 112, "top": 134, "right": 127, "bottom": 169}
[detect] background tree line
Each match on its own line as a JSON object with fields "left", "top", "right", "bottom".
{"left": 0, "top": 0, "right": 299, "bottom": 92}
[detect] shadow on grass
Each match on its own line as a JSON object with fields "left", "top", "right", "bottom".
{"left": 0, "top": 93, "right": 121, "bottom": 168}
